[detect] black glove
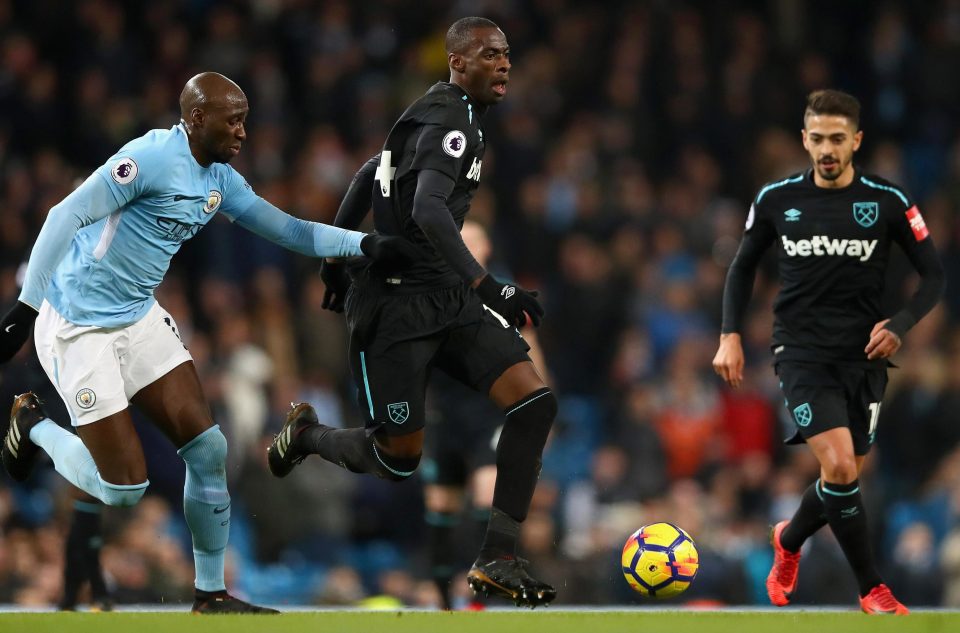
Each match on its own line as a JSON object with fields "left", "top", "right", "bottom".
{"left": 0, "top": 301, "right": 39, "bottom": 363}
{"left": 319, "top": 260, "right": 351, "bottom": 313}
{"left": 475, "top": 275, "right": 544, "bottom": 328}
{"left": 359, "top": 233, "right": 421, "bottom": 267}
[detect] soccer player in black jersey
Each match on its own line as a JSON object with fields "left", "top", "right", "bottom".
{"left": 713, "top": 90, "right": 944, "bottom": 615}
{"left": 267, "top": 18, "right": 557, "bottom": 608}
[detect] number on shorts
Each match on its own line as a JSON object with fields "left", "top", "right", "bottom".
{"left": 867, "top": 401, "right": 882, "bottom": 436}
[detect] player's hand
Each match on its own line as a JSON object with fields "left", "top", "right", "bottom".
{"left": 359, "top": 233, "right": 421, "bottom": 267}
{"left": 865, "top": 318, "right": 901, "bottom": 360}
{"left": 0, "top": 301, "right": 39, "bottom": 364}
{"left": 319, "top": 260, "right": 350, "bottom": 313}
{"left": 712, "top": 333, "right": 745, "bottom": 388}
{"left": 475, "top": 274, "right": 544, "bottom": 328}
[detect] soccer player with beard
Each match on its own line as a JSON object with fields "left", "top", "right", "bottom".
{"left": 713, "top": 89, "right": 944, "bottom": 614}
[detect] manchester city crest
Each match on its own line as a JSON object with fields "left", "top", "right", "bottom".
{"left": 853, "top": 202, "right": 878, "bottom": 228}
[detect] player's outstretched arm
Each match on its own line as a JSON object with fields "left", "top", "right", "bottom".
{"left": 411, "top": 168, "right": 543, "bottom": 327}
{"left": 231, "top": 198, "right": 418, "bottom": 265}
{"left": 1, "top": 174, "right": 122, "bottom": 363}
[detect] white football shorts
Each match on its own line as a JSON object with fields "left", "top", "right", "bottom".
{"left": 34, "top": 300, "right": 194, "bottom": 426}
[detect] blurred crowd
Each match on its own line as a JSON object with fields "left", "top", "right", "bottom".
{"left": 3, "top": 0, "right": 960, "bottom": 609}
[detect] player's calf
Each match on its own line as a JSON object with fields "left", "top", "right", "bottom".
{"left": 280, "top": 408, "right": 422, "bottom": 481}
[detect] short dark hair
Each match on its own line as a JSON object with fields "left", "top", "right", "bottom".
{"left": 445, "top": 17, "right": 499, "bottom": 54}
{"left": 804, "top": 89, "right": 861, "bottom": 129}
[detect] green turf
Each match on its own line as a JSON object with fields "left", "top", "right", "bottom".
{"left": 1, "top": 610, "right": 958, "bottom": 633}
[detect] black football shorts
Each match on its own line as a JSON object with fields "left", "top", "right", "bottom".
{"left": 775, "top": 361, "right": 888, "bottom": 456}
{"left": 345, "top": 283, "right": 531, "bottom": 436}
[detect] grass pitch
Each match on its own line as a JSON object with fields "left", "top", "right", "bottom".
{"left": 1, "top": 609, "right": 958, "bottom": 633}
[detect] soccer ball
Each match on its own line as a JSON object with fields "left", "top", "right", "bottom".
{"left": 621, "top": 522, "right": 699, "bottom": 598}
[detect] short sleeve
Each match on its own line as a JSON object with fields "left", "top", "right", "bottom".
{"left": 216, "top": 165, "right": 261, "bottom": 221}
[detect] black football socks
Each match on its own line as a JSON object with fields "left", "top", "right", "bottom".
{"left": 821, "top": 479, "right": 883, "bottom": 596}
{"left": 479, "top": 388, "right": 556, "bottom": 559}
{"left": 780, "top": 479, "right": 828, "bottom": 552}
{"left": 301, "top": 426, "right": 421, "bottom": 481}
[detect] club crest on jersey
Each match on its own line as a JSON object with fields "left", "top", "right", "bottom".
{"left": 387, "top": 402, "right": 410, "bottom": 425}
{"left": 793, "top": 402, "right": 812, "bottom": 427}
{"left": 853, "top": 202, "right": 878, "bottom": 228}
{"left": 203, "top": 190, "right": 222, "bottom": 214}
{"left": 442, "top": 130, "right": 467, "bottom": 158}
{"left": 111, "top": 157, "right": 138, "bottom": 185}
{"left": 76, "top": 388, "right": 96, "bottom": 410}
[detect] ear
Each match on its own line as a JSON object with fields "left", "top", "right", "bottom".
{"left": 191, "top": 107, "right": 205, "bottom": 128}
{"left": 852, "top": 129, "right": 863, "bottom": 152}
{"left": 801, "top": 128, "right": 809, "bottom": 150}
{"left": 449, "top": 52, "right": 465, "bottom": 74}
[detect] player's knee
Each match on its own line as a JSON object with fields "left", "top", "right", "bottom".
{"left": 178, "top": 425, "right": 228, "bottom": 477}
{"left": 504, "top": 388, "right": 557, "bottom": 436}
{"left": 370, "top": 437, "right": 421, "bottom": 482}
{"left": 540, "top": 390, "right": 558, "bottom": 421}
{"left": 98, "top": 477, "right": 149, "bottom": 507}
{"left": 821, "top": 457, "right": 858, "bottom": 484}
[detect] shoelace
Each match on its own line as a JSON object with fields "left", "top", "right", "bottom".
{"left": 776, "top": 550, "right": 800, "bottom": 583}
{"left": 871, "top": 586, "right": 900, "bottom": 610}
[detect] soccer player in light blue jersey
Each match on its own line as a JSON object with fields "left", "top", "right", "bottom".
{"left": 0, "top": 72, "right": 416, "bottom": 613}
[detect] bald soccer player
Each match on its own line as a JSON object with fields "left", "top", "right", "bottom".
{"left": 0, "top": 72, "right": 416, "bottom": 613}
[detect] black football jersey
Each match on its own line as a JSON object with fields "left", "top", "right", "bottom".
{"left": 371, "top": 82, "right": 486, "bottom": 288}
{"left": 732, "top": 169, "right": 936, "bottom": 364}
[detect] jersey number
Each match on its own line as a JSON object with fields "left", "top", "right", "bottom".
{"left": 375, "top": 151, "right": 397, "bottom": 198}
{"left": 867, "top": 401, "right": 881, "bottom": 436}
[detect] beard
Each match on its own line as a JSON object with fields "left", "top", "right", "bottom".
{"left": 815, "top": 156, "right": 849, "bottom": 181}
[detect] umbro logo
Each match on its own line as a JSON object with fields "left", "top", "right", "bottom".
{"left": 784, "top": 208, "right": 802, "bottom": 221}
{"left": 500, "top": 285, "right": 516, "bottom": 300}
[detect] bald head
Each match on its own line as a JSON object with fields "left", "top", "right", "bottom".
{"left": 179, "top": 72, "right": 249, "bottom": 166}
{"left": 179, "top": 72, "right": 247, "bottom": 121}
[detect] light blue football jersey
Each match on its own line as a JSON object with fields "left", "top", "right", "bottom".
{"left": 45, "top": 124, "right": 260, "bottom": 327}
